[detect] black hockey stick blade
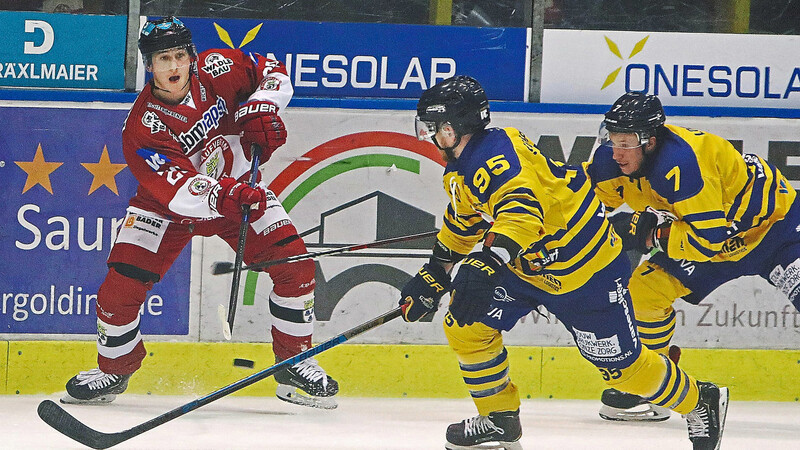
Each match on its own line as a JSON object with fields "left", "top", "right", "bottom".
{"left": 211, "top": 229, "right": 438, "bottom": 275}
{"left": 38, "top": 400, "right": 129, "bottom": 449}
{"left": 38, "top": 305, "right": 405, "bottom": 449}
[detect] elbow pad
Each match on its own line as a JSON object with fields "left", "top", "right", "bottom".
{"left": 430, "top": 239, "right": 467, "bottom": 265}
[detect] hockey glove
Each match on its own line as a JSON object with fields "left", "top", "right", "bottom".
{"left": 449, "top": 250, "right": 502, "bottom": 326}
{"left": 630, "top": 207, "right": 676, "bottom": 253}
{"left": 608, "top": 212, "right": 635, "bottom": 251}
{"left": 399, "top": 262, "right": 451, "bottom": 322}
{"left": 213, "top": 177, "right": 267, "bottom": 221}
{"left": 235, "top": 101, "right": 287, "bottom": 161}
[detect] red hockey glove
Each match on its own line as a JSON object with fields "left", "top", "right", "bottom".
{"left": 449, "top": 250, "right": 503, "bottom": 326}
{"left": 399, "top": 262, "right": 451, "bottom": 322}
{"left": 235, "top": 101, "right": 286, "bottom": 161}
{"left": 213, "top": 177, "right": 267, "bottom": 221}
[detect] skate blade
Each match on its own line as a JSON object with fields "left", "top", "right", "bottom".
{"left": 275, "top": 384, "right": 337, "bottom": 410}
{"left": 60, "top": 393, "right": 117, "bottom": 405}
{"left": 715, "top": 387, "right": 729, "bottom": 450}
{"left": 445, "top": 440, "right": 522, "bottom": 450}
{"left": 599, "top": 403, "right": 671, "bottom": 422}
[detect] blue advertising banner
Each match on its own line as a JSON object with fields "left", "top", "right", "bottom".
{"left": 0, "top": 11, "right": 126, "bottom": 89}
{"left": 177, "top": 18, "right": 528, "bottom": 101}
{"left": 0, "top": 106, "right": 190, "bottom": 335}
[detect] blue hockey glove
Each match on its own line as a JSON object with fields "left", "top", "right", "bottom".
{"left": 399, "top": 262, "right": 451, "bottom": 322}
{"left": 449, "top": 250, "right": 502, "bottom": 326}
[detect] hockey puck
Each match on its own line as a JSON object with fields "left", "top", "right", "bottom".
{"left": 233, "top": 358, "right": 255, "bottom": 369}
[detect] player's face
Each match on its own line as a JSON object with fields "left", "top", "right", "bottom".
{"left": 434, "top": 123, "right": 458, "bottom": 148}
{"left": 609, "top": 132, "right": 645, "bottom": 175}
{"left": 149, "top": 47, "right": 192, "bottom": 101}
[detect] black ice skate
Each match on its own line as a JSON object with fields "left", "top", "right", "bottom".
{"left": 274, "top": 358, "right": 338, "bottom": 410}
{"left": 445, "top": 409, "right": 522, "bottom": 450}
{"left": 598, "top": 388, "right": 671, "bottom": 422}
{"left": 61, "top": 368, "right": 131, "bottom": 405}
{"left": 685, "top": 381, "right": 729, "bottom": 450}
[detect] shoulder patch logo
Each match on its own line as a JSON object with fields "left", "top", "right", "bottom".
{"left": 142, "top": 111, "right": 167, "bottom": 134}
{"left": 259, "top": 76, "right": 280, "bottom": 91}
{"left": 202, "top": 52, "right": 234, "bottom": 77}
{"left": 136, "top": 148, "right": 170, "bottom": 172}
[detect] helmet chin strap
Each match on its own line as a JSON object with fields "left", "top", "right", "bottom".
{"left": 432, "top": 134, "right": 462, "bottom": 162}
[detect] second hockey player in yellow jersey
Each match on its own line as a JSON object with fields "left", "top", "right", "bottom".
{"left": 585, "top": 92, "right": 798, "bottom": 428}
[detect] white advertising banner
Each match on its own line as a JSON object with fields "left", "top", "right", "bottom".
{"left": 541, "top": 29, "right": 800, "bottom": 108}
{"left": 198, "top": 106, "right": 800, "bottom": 349}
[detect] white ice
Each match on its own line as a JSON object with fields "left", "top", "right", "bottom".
{"left": 2, "top": 395, "right": 798, "bottom": 449}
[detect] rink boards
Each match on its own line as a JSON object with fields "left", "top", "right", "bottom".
{"left": 2, "top": 98, "right": 800, "bottom": 400}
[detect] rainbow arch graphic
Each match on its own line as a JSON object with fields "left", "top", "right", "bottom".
{"left": 268, "top": 131, "right": 444, "bottom": 212}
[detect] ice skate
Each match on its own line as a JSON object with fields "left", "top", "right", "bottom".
{"left": 598, "top": 388, "right": 671, "bottom": 422}
{"left": 685, "top": 381, "right": 729, "bottom": 450}
{"left": 274, "top": 358, "right": 338, "bottom": 410}
{"left": 61, "top": 368, "right": 131, "bottom": 405}
{"left": 445, "top": 409, "right": 522, "bottom": 450}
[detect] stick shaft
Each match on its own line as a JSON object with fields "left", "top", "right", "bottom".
{"left": 226, "top": 144, "right": 262, "bottom": 333}
{"left": 215, "top": 229, "right": 438, "bottom": 275}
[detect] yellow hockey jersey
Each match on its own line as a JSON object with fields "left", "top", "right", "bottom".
{"left": 584, "top": 124, "right": 796, "bottom": 262}
{"left": 437, "top": 127, "right": 621, "bottom": 294}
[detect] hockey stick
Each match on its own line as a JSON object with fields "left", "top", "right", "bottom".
{"left": 211, "top": 229, "right": 438, "bottom": 275}
{"left": 38, "top": 305, "right": 405, "bottom": 449}
{"left": 221, "top": 144, "right": 262, "bottom": 340}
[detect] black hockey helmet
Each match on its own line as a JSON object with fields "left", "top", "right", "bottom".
{"left": 600, "top": 92, "right": 666, "bottom": 149}
{"left": 604, "top": 92, "right": 665, "bottom": 133}
{"left": 416, "top": 75, "right": 490, "bottom": 140}
{"left": 138, "top": 16, "right": 195, "bottom": 66}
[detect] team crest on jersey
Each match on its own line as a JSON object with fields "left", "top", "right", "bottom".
{"left": 202, "top": 53, "right": 234, "bottom": 77}
{"left": 259, "top": 76, "right": 280, "bottom": 91}
{"left": 201, "top": 135, "right": 231, "bottom": 178}
{"left": 142, "top": 111, "right": 167, "bottom": 134}
{"left": 188, "top": 178, "right": 213, "bottom": 196}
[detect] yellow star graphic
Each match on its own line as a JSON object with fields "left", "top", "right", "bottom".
{"left": 14, "top": 143, "right": 63, "bottom": 194}
{"left": 81, "top": 146, "right": 128, "bottom": 195}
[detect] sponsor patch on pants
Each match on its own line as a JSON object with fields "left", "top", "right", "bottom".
{"left": 116, "top": 211, "right": 168, "bottom": 253}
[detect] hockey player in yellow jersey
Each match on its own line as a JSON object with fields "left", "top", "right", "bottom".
{"left": 584, "top": 91, "right": 797, "bottom": 426}
{"left": 399, "top": 76, "right": 728, "bottom": 450}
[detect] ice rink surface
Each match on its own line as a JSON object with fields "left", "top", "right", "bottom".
{"left": 2, "top": 394, "right": 798, "bottom": 449}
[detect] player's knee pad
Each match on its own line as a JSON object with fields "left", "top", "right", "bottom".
{"left": 443, "top": 312, "right": 520, "bottom": 415}
{"left": 257, "top": 231, "right": 315, "bottom": 298}
{"left": 605, "top": 348, "right": 698, "bottom": 415}
{"left": 97, "top": 267, "right": 153, "bottom": 326}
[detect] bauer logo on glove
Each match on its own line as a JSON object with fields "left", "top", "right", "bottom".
{"left": 399, "top": 262, "right": 451, "bottom": 322}
{"left": 461, "top": 257, "right": 497, "bottom": 275}
{"left": 234, "top": 102, "right": 278, "bottom": 121}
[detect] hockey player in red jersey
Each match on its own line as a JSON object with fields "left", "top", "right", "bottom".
{"left": 62, "top": 16, "right": 338, "bottom": 409}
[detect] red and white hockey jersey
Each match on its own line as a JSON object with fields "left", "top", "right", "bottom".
{"left": 121, "top": 48, "right": 292, "bottom": 223}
